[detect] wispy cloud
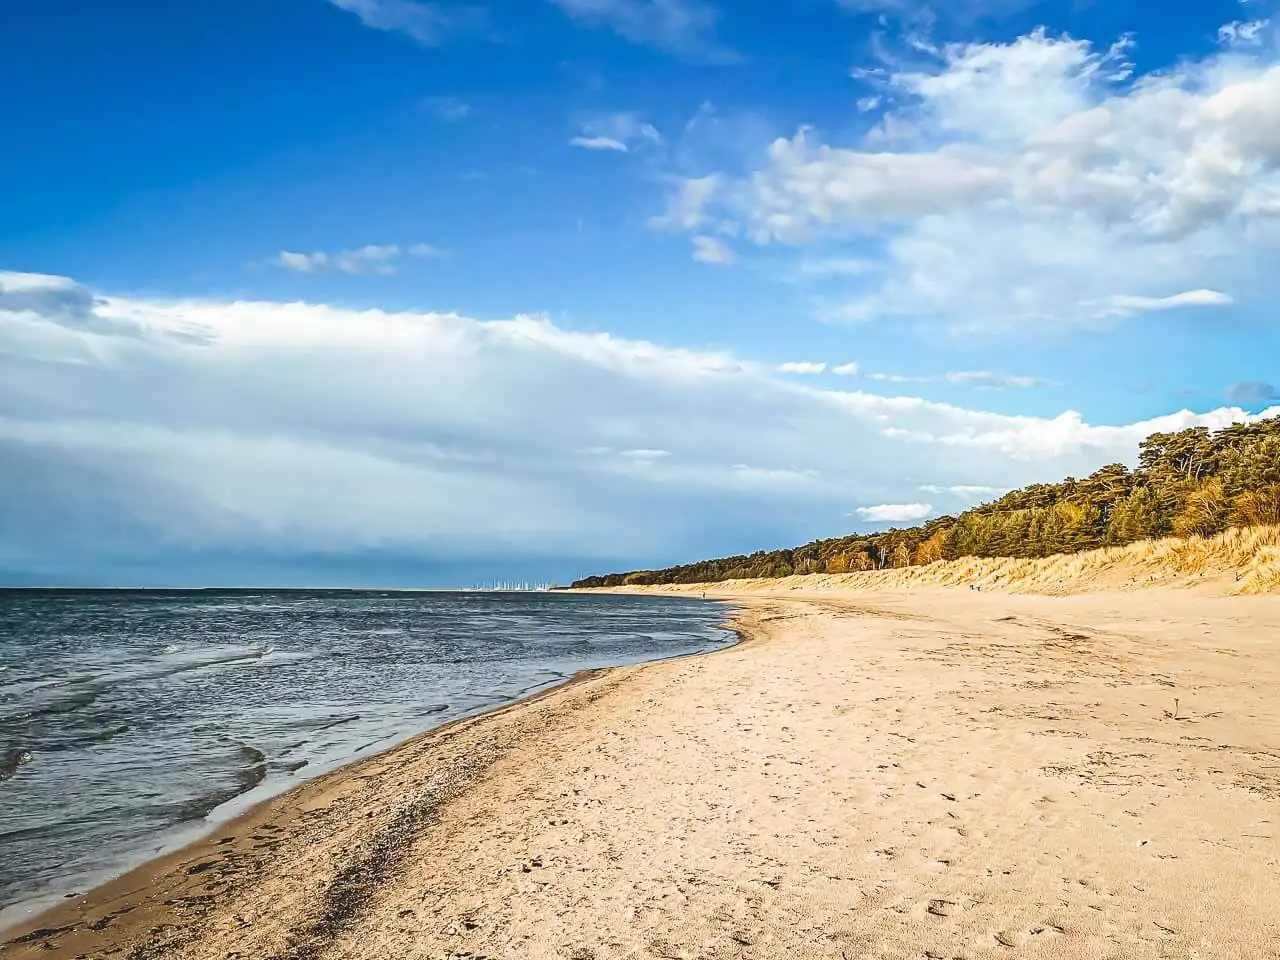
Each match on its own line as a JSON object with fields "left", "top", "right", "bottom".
{"left": 784, "top": 361, "right": 1046, "bottom": 388}
{"left": 1090, "top": 290, "right": 1234, "bottom": 319}
{"left": 650, "top": 175, "right": 721, "bottom": 230}
{"left": 867, "top": 372, "right": 929, "bottom": 383}
{"left": 570, "top": 135, "right": 630, "bottom": 152}
{"left": 691, "top": 235, "right": 735, "bottom": 264}
{"left": 547, "top": 0, "right": 732, "bottom": 60}
{"left": 325, "top": 0, "right": 486, "bottom": 45}
{"left": 274, "top": 243, "right": 439, "bottom": 276}
{"left": 569, "top": 113, "right": 662, "bottom": 153}
{"left": 778, "top": 361, "right": 827, "bottom": 374}
{"left": 1218, "top": 19, "right": 1272, "bottom": 48}
{"left": 944, "top": 371, "right": 1047, "bottom": 388}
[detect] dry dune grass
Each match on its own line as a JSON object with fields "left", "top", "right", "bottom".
{"left": 629, "top": 524, "right": 1280, "bottom": 597}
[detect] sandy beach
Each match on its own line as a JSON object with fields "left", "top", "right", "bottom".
{"left": 6, "top": 585, "right": 1280, "bottom": 959}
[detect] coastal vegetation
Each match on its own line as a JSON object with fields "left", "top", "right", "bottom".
{"left": 572, "top": 415, "right": 1280, "bottom": 588}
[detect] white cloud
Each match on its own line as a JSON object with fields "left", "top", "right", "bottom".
{"left": 547, "top": 0, "right": 730, "bottom": 59}
{"left": 662, "top": 25, "right": 1280, "bottom": 329}
{"left": 1219, "top": 19, "right": 1271, "bottom": 48}
{"left": 856, "top": 502, "right": 935, "bottom": 522}
{"left": 325, "top": 0, "right": 484, "bottom": 45}
{"left": 422, "top": 96, "right": 471, "bottom": 121}
{"left": 691, "top": 235, "right": 735, "bottom": 264}
{"left": 2, "top": 272, "right": 1277, "bottom": 577}
{"left": 1089, "top": 289, "right": 1235, "bottom": 318}
{"left": 274, "top": 244, "right": 437, "bottom": 276}
{"left": 570, "top": 113, "right": 662, "bottom": 154}
{"left": 944, "top": 370, "right": 1046, "bottom": 388}
{"left": 867, "top": 371, "right": 928, "bottom": 383}
{"left": 771, "top": 363, "right": 1043, "bottom": 387}
{"left": 919, "top": 483, "right": 1003, "bottom": 499}
{"left": 570, "top": 135, "right": 630, "bottom": 152}
{"left": 650, "top": 175, "right": 721, "bottom": 230}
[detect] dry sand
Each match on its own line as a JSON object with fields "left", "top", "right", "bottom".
{"left": 5, "top": 586, "right": 1280, "bottom": 959}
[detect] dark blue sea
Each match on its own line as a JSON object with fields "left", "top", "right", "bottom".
{"left": 0, "top": 590, "right": 734, "bottom": 930}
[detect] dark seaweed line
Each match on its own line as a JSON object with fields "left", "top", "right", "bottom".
{"left": 5, "top": 668, "right": 619, "bottom": 960}
{"left": 268, "top": 672, "right": 616, "bottom": 960}
{"left": 269, "top": 750, "right": 493, "bottom": 960}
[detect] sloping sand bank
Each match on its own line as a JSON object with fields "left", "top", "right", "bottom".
{"left": 6, "top": 587, "right": 1280, "bottom": 959}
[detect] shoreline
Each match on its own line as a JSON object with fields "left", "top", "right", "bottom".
{"left": 0, "top": 668, "right": 587, "bottom": 936}
{"left": 0, "top": 604, "right": 745, "bottom": 957}
{"left": 0, "top": 665, "right": 619, "bottom": 955}
{"left": 7, "top": 587, "right": 1280, "bottom": 958}
{"left": 0, "top": 669, "right": 586, "bottom": 938}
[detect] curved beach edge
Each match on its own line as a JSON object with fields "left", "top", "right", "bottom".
{"left": 0, "top": 601, "right": 750, "bottom": 958}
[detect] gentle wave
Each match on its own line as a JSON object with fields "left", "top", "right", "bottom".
{"left": 0, "top": 589, "right": 734, "bottom": 923}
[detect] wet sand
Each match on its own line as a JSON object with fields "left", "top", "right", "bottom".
{"left": 5, "top": 587, "right": 1280, "bottom": 959}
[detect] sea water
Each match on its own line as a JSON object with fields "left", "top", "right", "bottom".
{"left": 0, "top": 590, "right": 733, "bottom": 928}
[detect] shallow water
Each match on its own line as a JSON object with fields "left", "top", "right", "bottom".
{"left": 0, "top": 589, "right": 733, "bottom": 923}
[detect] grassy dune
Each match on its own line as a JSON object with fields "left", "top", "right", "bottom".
{"left": 615, "top": 524, "right": 1280, "bottom": 597}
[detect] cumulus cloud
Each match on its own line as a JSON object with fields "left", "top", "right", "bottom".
{"left": 274, "top": 243, "right": 438, "bottom": 276}
{"left": 778, "top": 361, "right": 827, "bottom": 374}
{"left": 325, "top": 0, "right": 485, "bottom": 45}
{"left": 547, "top": 0, "right": 731, "bottom": 59}
{"left": 856, "top": 503, "right": 934, "bottom": 522}
{"left": 2, "top": 273, "right": 1276, "bottom": 580}
{"left": 691, "top": 235, "right": 735, "bottom": 264}
{"left": 832, "top": 362, "right": 860, "bottom": 376}
{"left": 660, "top": 24, "right": 1280, "bottom": 329}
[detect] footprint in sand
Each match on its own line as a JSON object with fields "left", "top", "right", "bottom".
{"left": 925, "top": 899, "right": 958, "bottom": 919}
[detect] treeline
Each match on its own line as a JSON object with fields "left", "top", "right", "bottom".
{"left": 572, "top": 416, "right": 1280, "bottom": 588}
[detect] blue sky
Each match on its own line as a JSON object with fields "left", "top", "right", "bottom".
{"left": 2, "top": 0, "right": 1279, "bottom": 585}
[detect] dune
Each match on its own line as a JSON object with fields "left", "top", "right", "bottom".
{"left": 616, "top": 524, "right": 1280, "bottom": 598}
